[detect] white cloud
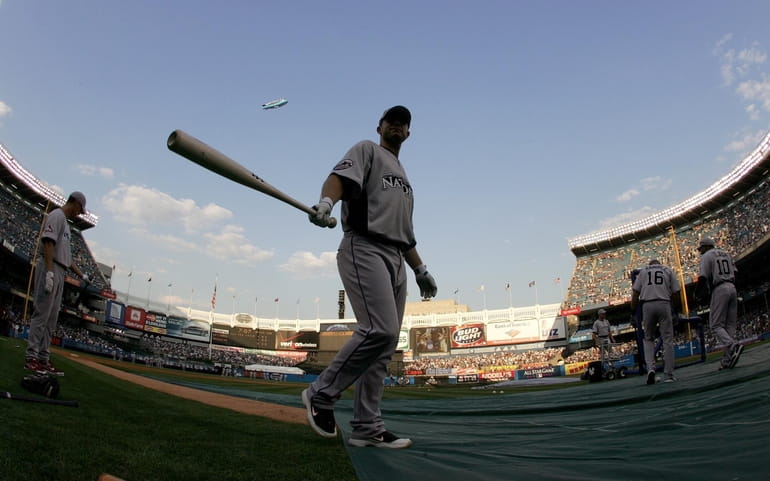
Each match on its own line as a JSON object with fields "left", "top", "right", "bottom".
{"left": 723, "top": 129, "right": 766, "bottom": 154}
{"left": 616, "top": 188, "right": 639, "bottom": 202}
{"left": 714, "top": 36, "right": 766, "bottom": 87}
{"left": 735, "top": 78, "right": 770, "bottom": 112}
{"left": 280, "top": 251, "right": 337, "bottom": 279}
{"left": 102, "top": 184, "right": 232, "bottom": 232}
{"left": 616, "top": 177, "right": 671, "bottom": 202}
{"left": 0, "top": 101, "right": 11, "bottom": 119}
{"left": 77, "top": 164, "right": 115, "bottom": 179}
{"left": 597, "top": 206, "right": 658, "bottom": 231}
{"left": 203, "top": 224, "right": 273, "bottom": 265}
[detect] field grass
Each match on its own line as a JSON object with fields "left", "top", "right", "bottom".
{"left": 0, "top": 337, "right": 357, "bottom": 481}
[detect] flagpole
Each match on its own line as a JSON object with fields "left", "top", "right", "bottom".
{"left": 314, "top": 297, "right": 320, "bottom": 319}
{"left": 480, "top": 284, "right": 486, "bottom": 311}
{"left": 166, "top": 283, "right": 173, "bottom": 315}
{"left": 146, "top": 276, "right": 152, "bottom": 310}
{"left": 188, "top": 288, "right": 194, "bottom": 319}
{"left": 126, "top": 267, "right": 133, "bottom": 304}
{"left": 275, "top": 298, "right": 279, "bottom": 319}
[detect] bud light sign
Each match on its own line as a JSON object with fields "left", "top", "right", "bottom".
{"left": 451, "top": 324, "right": 486, "bottom": 348}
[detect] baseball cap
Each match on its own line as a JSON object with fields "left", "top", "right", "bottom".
{"left": 379, "top": 105, "right": 411, "bottom": 126}
{"left": 698, "top": 237, "right": 716, "bottom": 249}
{"left": 649, "top": 259, "right": 660, "bottom": 265}
{"left": 69, "top": 191, "right": 87, "bottom": 214}
{"left": 598, "top": 309, "right": 607, "bottom": 314}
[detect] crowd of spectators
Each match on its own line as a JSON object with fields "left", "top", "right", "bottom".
{"left": 0, "top": 183, "right": 108, "bottom": 290}
{"left": 565, "top": 176, "right": 770, "bottom": 309}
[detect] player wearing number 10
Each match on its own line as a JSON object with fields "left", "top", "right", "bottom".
{"left": 631, "top": 259, "right": 680, "bottom": 384}
{"left": 695, "top": 237, "right": 743, "bottom": 370}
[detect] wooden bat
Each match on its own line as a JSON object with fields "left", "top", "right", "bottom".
{"left": 166, "top": 130, "right": 337, "bottom": 228}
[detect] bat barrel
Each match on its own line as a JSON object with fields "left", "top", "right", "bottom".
{"left": 167, "top": 129, "right": 336, "bottom": 228}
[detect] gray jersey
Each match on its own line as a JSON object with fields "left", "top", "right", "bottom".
{"left": 592, "top": 319, "right": 611, "bottom": 337}
{"left": 41, "top": 208, "right": 72, "bottom": 267}
{"left": 331, "top": 140, "right": 416, "bottom": 250}
{"left": 699, "top": 248, "right": 737, "bottom": 288}
{"left": 632, "top": 263, "right": 680, "bottom": 301}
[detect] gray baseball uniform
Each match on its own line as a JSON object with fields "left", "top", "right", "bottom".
{"left": 632, "top": 263, "right": 680, "bottom": 378}
{"left": 26, "top": 208, "right": 71, "bottom": 362}
{"left": 307, "top": 140, "right": 416, "bottom": 438}
{"left": 699, "top": 247, "right": 738, "bottom": 367}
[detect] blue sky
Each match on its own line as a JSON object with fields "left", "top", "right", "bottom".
{"left": 1, "top": 1, "right": 769, "bottom": 318}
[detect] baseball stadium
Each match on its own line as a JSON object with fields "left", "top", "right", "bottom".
{"left": 1, "top": 129, "right": 770, "bottom": 481}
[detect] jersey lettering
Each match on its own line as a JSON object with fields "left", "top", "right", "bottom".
{"left": 381, "top": 174, "right": 412, "bottom": 195}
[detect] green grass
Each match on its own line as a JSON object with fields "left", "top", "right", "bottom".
{"left": 0, "top": 338, "right": 357, "bottom": 481}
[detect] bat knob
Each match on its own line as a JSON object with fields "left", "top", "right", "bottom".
{"left": 328, "top": 217, "right": 337, "bottom": 228}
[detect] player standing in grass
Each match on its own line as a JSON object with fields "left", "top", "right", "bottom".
{"left": 694, "top": 237, "right": 743, "bottom": 370}
{"left": 25, "top": 192, "right": 90, "bottom": 376}
{"left": 631, "top": 259, "right": 680, "bottom": 384}
{"left": 304, "top": 106, "right": 437, "bottom": 449}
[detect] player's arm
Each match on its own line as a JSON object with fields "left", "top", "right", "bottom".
{"left": 41, "top": 239, "right": 55, "bottom": 272}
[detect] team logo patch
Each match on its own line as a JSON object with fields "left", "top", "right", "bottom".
{"left": 333, "top": 159, "right": 353, "bottom": 171}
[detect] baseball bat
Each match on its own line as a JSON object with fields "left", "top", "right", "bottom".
{"left": 166, "top": 130, "right": 337, "bottom": 228}
{"left": 1, "top": 391, "right": 79, "bottom": 407}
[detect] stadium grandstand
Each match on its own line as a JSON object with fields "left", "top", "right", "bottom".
{"left": 1, "top": 131, "right": 770, "bottom": 383}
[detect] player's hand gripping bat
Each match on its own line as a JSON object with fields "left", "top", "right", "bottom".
{"left": 167, "top": 130, "right": 337, "bottom": 228}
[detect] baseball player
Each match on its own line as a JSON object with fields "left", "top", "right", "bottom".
{"left": 694, "top": 237, "right": 743, "bottom": 370}
{"left": 631, "top": 259, "right": 680, "bottom": 384}
{"left": 592, "top": 309, "right": 614, "bottom": 361}
{"left": 303, "top": 106, "right": 437, "bottom": 449}
{"left": 25, "top": 192, "right": 90, "bottom": 376}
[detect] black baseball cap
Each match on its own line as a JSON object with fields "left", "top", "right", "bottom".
{"left": 379, "top": 105, "right": 411, "bottom": 126}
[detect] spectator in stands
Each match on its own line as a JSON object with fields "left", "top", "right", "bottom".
{"left": 694, "top": 237, "right": 743, "bottom": 370}
{"left": 592, "top": 309, "right": 614, "bottom": 360}
{"left": 302, "top": 106, "right": 437, "bottom": 449}
{"left": 25, "top": 192, "right": 90, "bottom": 376}
{"left": 632, "top": 259, "right": 680, "bottom": 384}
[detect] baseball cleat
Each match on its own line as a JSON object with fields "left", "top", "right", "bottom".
{"left": 348, "top": 431, "right": 412, "bottom": 449}
{"left": 302, "top": 389, "right": 337, "bottom": 438}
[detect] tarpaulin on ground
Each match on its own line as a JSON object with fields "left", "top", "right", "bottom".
{"left": 161, "top": 343, "right": 770, "bottom": 481}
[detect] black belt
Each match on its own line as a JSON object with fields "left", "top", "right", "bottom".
{"left": 54, "top": 260, "right": 69, "bottom": 271}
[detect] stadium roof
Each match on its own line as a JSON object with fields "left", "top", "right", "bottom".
{"left": 568, "top": 129, "right": 770, "bottom": 255}
{"left": 0, "top": 142, "right": 97, "bottom": 230}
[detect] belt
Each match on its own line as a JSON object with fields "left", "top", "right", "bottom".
{"left": 53, "top": 260, "right": 69, "bottom": 271}
{"left": 713, "top": 280, "right": 734, "bottom": 288}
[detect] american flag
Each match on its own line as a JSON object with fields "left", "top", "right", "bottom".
{"left": 211, "top": 283, "right": 217, "bottom": 309}
{"left": 528, "top": 281, "right": 536, "bottom": 287}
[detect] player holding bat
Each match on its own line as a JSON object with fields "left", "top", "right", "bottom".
{"left": 302, "top": 106, "right": 437, "bottom": 449}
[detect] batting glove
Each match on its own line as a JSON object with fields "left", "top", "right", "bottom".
{"left": 414, "top": 264, "right": 437, "bottom": 299}
{"left": 82, "top": 273, "right": 90, "bottom": 284}
{"left": 309, "top": 197, "right": 334, "bottom": 228}
{"left": 44, "top": 271, "right": 54, "bottom": 294}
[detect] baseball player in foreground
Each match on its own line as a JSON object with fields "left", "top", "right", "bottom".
{"left": 25, "top": 192, "right": 90, "bottom": 376}
{"left": 303, "top": 106, "right": 437, "bottom": 449}
{"left": 694, "top": 237, "right": 743, "bottom": 370}
{"left": 631, "top": 259, "right": 680, "bottom": 384}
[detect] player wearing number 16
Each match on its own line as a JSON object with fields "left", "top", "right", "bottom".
{"left": 631, "top": 259, "right": 680, "bottom": 385}
{"left": 303, "top": 106, "right": 437, "bottom": 449}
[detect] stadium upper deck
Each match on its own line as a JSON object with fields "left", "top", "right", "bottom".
{"left": 568, "top": 130, "right": 770, "bottom": 254}
{"left": 0, "top": 143, "right": 98, "bottom": 230}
